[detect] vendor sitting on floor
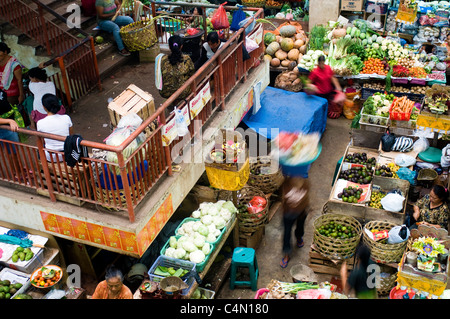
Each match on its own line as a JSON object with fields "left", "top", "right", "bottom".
{"left": 410, "top": 184, "right": 449, "bottom": 230}
{"left": 308, "top": 55, "right": 343, "bottom": 119}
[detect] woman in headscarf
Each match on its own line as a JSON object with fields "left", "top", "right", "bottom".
{"left": 0, "top": 42, "right": 24, "bottom": 106}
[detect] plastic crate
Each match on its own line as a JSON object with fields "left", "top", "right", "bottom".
{"left": 0, "top": 248, "right": 45, "bottom": 274}
{"left": 148, "top": 255, "right": 196, "bottom": 283}
{"left": 360, "top": 111, "right": 389, "bottom": 126}
{"left": 175, "top": 217, "right": 226, "bottom": 249}
{"left": 191, "top": 287, "right": 216, "bottom": 299}
{"left": 389, "top": 91, "right": 424, "bottom": 103}
{"left": 160, "top": 235, "right": 213, "bottom": 273}
{"left": 0, "top": 268, "right": 31, "bottom": 299}
{"left": 361, "top": 87, "right": 384, "bottom": 100}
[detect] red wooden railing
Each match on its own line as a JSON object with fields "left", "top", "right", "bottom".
{"left": 0, "top": 3, "right": 264, "bottom": 223}
{"left": 0, "top": 0, "right": 101, "bottom": 109}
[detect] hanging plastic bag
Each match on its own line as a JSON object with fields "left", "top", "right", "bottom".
{"left": 380, "top": 192, "right": 405, "bottom": 212}
{"left": 230, "top": 5, "right": 246, "bottom": 31}
{"left": 245, "top": 37, "right": 259, "bottom": 53}
{"left": 117, "top": 113, "right": 143, "bottom": 129}
{"left": 174, "top": 108, "right": 189, "bottom": 137}
{"left": 211, "top": 2, "right": 230, "bottom": 30}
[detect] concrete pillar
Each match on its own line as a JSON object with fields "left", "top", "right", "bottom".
{"left": 309, "top": 0, "right": 340, "bottom": 30}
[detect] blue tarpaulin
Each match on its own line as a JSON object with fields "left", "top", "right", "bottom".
{"left": 243, "top": 86, "right": 328, "bottom": 139}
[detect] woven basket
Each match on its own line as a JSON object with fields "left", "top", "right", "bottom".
{"left": 362, "top": 220, "right": 408, "bottom": 264}
{"left": 223, "top": 186, "right": 269, "bottom": 234}
{"left": 247, "top": 156, "right": 284, "bottom": 195}
{"left": 242, "top": 0, "right": 266, "bottom": 7}
{"left": 120, "top": 19, "right": 158, "bottom": 52}
{"left": 95, "top": 186, "right": 144, "bottom": 210}
{"left": 190, "top": 185, "right": 220, "bottom": 205}
{"left": 313, "top": 213, "right": 362, "bottom": 260}
{"left": 377, "top": 264, "right": 397, "bottom": 296}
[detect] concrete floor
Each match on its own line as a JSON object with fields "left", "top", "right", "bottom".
{"left": 68, "top": 56, "right": 354, "bottom": 299}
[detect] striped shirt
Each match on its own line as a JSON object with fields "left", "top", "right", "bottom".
{"left": 96, "top": 0, "right": 117, "bottom": 21}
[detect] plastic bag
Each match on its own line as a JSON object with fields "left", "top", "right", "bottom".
{"left": 395, "top": 154, "right": 416, "bottom": 167}
{"left": 117, "top": 113, "right": 143, "bottom": 129}
{"left": 230, "top": 6, "right": 246, "bottom": 31}
{"left": 387, "top": 225, "right": 410, "bottom": 244}
{"left": 245, "top": 37, "right": 259, "bottom": 53}
{"left": 343, "top": 99, "right": 361, "bottom": 120}
{"left": 211, "top": 2, "right": 229, "bottom": 30}
{"left": 441, "top": 144, "right": 450, "bottom": 168}
{"left": 381, "top": 130, "right": 396, "bottom": 152}
{"left": 105, "top": 125, "right": 146, "bottom": 175}
{"left": 397, "top": 167, "right": 416, "bottom": 185}
{"left": 380, "top": 192, "right": 405, "bottom": 212}
{"left": 174, "top": 108, "right": 189, "bottom": 137}
{"left": 413, "top": 135, "right": 429, "bottom": 153}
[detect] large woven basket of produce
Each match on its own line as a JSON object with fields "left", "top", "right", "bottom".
{"left": 223, "top": 186, "right": 269, "bottom": 234}
{"left": 242, "top": 0, "right": 266, "bottom": 7}
{"left": 313, "top": 213, "right": 362, "bottom": 260}
{"left": 274, "top": 69, "right": 303, "bottom": 92}
{"left": 247, "top": 156, "right": 284, "bottom": 195}
{"left": 362, "top": 220, "right": 408, "bottom": 264}
{"left": 120, "top": 19, "right": 157, "bottom": 52}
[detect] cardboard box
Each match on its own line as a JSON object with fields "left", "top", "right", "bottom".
{"left": 341, "top": 0, "right": 364, "bottom": 11}
{"left": 108, "top": 84, "right": 156, "bottom": 127}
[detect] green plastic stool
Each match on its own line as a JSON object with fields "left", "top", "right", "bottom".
{"left": 229, "top": 247, "right": 259, "bottom": 291}
{"left": 418, "top": 147, "right": 442, "bottom": 163}
{"left": 332, "top": 156, "right": 343, "bottom": 186}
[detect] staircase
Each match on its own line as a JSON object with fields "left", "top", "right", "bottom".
{"left": 0, "top": 0, "right": 133, "bottom": 105}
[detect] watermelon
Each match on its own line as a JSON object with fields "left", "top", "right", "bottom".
{"left": 264, "top": 32, "right": 277, "bottom": 46}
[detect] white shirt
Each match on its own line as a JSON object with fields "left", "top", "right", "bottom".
{"left": 203, "top": 42, "right": 225, "bottom": 59}
{"left": 28, "top": 81, "right": 56, "bottom": 114}
{"left": 37, "top": 114, "right": 72, "bottom": 161}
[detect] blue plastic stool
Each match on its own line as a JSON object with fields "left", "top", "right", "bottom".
{"left": 229, "top": 247, "right": 259, "bottom": 291}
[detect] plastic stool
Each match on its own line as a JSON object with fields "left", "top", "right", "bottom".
{"left": 332, "top": 156, "right": 343, "bottom": 186}
{"left": 229, "top": 247, "right": 259, "bottom": 291}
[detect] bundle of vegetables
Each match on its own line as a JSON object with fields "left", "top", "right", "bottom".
{"left": 362, "top": 92, "right": 395, "bottom": 117}
{"left": 191, "top": 200, "right": 237, "bottom": 230}
{"left": 308, "top": 25, "right": 328, "bottom": 51}
{"left": 424, "top": 84, "right": 450, "bottom": 114}
{"left": 297, "top": 49, "right": 325, "bottom": 71}
{"left": 327, "top": 55, "right": 364, "bottom": 76}
{"left": 395, "top": 57, "right": 418, "bottom": 69}
{"left": 365, "top": 42, "right": 387, "bottom": 60}
{"left": 346, "top": 40, "right": 367, "bottom": 61}
{"left": 327, "top": 37, "right": 352, "bottom": 60}
{"left": 265, "top": 279, "right": 319, "bottom": 299}
{"left": 264, "top": 25, "right": 308, "bottom": 68}
{"left": 153, "top": 266, "right": 190, "bottom": 278}
{"left": 381, "top": 39, "right": 410, "bottom": 61}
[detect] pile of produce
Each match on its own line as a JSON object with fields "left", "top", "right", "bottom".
{"left": 0, "top": 280, "right": 23, "bottom": 299}
{"left": 164, "top": 235, "right": 212, "bottom": 264}
{"left": 263, "top": 279, "right": 319, "bottom": 299}
{"left": 316, "top": 220, "right": 358, "bottom": 239}
{"left": 31, "top": 266, "right": 62, "bottom": 288}
{"left": 361, "top": 58, "right": 390, "bottom": 75}
{"left": 297, "top": 49, "right": 326, "bottom": 71}
{"left": 274, "top": 68, "right": 303, "bottom": 91}
{"left": 337, "top": 186, "right": 365, "bottom": 203}
{"left": 264, "top": 24, "right": 308, "bottom": 68}
{"left": 390, "top": 96, "right": 416, "bottom": 118}
{"left": 153, "top": 266, "right": 190, "bottom": 278}
{"left": 369, "top": 191, "right": 386, "bottom": 209}
{"left": 191, "top": 288, "right": 212, "bottom": 299}
{"left": 375, "top": 163, "right": 399, "bottom": 178}
{"left": 344, "top": 152, "right": 377, "bottom": 168}
{"left": 338, "top": 165, "right": 374, "bottom": 184}
{"left": 361, "top": 92, "right": 396, "bottom": 124}
{"left": 11, "top": 246, "right": 34, "bottom": 263}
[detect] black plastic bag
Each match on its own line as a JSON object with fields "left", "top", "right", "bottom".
{"left": 381, "top": 130, "right": 396, "bottom": 152}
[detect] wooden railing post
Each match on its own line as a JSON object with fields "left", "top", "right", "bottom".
{"left": 117, "top": 151, "right": 135, "bottom": 223}
{"left": 57, "top": 57, "right": 73, "bottom": 110}
{"left": 37, "top": 3, "right": 52, "bottom": 55}
{"left": 217, "top": 55, "right": 226, "bottom": 110}
{"left": 159, "top": 111, "right": 172, "bottom": 177}
{"left": 89, "top": 36, "right": 102, "bottom": 92}
{"left": 36, "top": 137, "right": 56, "bottom": 202}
